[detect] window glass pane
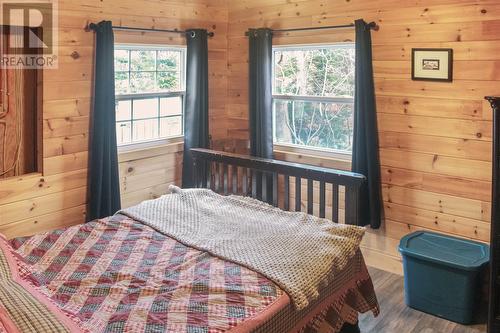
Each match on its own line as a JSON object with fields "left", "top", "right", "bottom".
{"left": 116, "top": 122, "right": 132, "bottom": 145}
{"left": 133, "top": 98, "right": 159, "bottom": 120}
{"left": 115, "top": 72, "right": 129, "bottom": 95}
{"left": 160, "top": 96, "right": 182, "bottom": 116}
{"left": 273, "top": 100, "right": 353, "bottom": 151}
{"left": 130, "top": 50, "right": 156, "bottom": 71}
{"left": 157, "top": 71, "right": 180, "bottom": 91}
{"left": 133, "top": 119, "right": 160, "bottom": 142}
{"left": 130, "top": 72, "right": 155, "bottom": 93}
{"left": 160, "top": 116, "right": 182, "bottom": 138}
{"left": 114, "top": 50, "right": 129, "bottom": 71}
{"left": 274, "top": 47, "right": 355, "bottom": 98}
{"left": 114, "top": 46, "right": 185, "bottom": 146}
{"left": 157, "top": 51, "right": 180, "bottom": 71}
{"left": 116, "top": 100, "right": 131, "bottom": 121}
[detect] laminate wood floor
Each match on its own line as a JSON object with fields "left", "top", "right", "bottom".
{"left": 358, "top": 267, "right": 487, "bottom": 333}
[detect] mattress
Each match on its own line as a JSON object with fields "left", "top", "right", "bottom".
{"left": 0, "top": 214, "right": 378, "bottom": 333}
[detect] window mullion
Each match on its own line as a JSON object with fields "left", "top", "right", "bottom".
{"left": 158, "top": 96, "right": 161, "bottom": 138}
{"left": 127, "top": 50, "right": 131, "bottom": 94}
{"left": 131, "top": 97, "right": 135, "bottom": 142}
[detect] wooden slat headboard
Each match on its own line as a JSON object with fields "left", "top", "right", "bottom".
{"left": 191, "top": 148, "right": 366, "bottom": 226}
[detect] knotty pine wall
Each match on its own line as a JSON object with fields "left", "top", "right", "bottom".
{"left": 0, "top": 0, "right": 498, "bottom": 276}
{"left": 0, "top": 0, "right": 228, "bottom": 238}
{"left": 226, "top": 0, "right": 500, "bottom": 274}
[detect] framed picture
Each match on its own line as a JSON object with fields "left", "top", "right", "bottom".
{"left": 411, "top": 48, "right": 453, "bottom": 82}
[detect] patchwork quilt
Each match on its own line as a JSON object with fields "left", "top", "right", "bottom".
{"left": 0, "top": 234, "right": 81, "bottom": 333}
{"left": 0, "top": 214, "right": 379, "bottom": 333}
{"left": 119, "top": 186, "right": 366, "bottom": 310}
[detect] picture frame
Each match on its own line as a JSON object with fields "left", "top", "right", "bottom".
{"left": 411, "top": 48, "right": 453, "bottom": 82}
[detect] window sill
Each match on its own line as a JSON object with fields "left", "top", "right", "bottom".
{"left": 274, "top": 144, "right": 351, "bottom": 161}
{"left": 118, "top": 137, "right": 184, "bottom": 163}
{"left": 0, "top": 172, "right": 44, "bottom": 184}
{"left": 118, "top": 137, "right": 183, "bottom": 153}
{"left": 273, "top": 144, "right": 352, "bottom": 171}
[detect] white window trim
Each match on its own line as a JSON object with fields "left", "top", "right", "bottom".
{"left": 272, "top": 43, "right": 355, "bottom": 157}
{"left": 115, "top": 44, "right": 187, "bottom": 150}
{"left": 118, "top": 136, "right": 183, "bottom": 154}
{"left": 273, "top": 143, "right": 352, "bottom": 162}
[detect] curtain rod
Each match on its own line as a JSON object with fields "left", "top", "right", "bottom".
{"left": 245, "top": 21, "right": 379, "bottom": 36}
{"left": 86, "top": 23, "right": 215, "bottom": 37}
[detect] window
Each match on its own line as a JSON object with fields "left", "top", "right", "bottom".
{"left": 114, "top": 45, "right": 186, "bottom": 146}
{"left": 273, "top": 44, "right": 355, "bottom": 153}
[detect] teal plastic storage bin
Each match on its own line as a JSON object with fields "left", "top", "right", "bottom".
{"left": 399, "top": 231, "right": 489, "bottom": 324}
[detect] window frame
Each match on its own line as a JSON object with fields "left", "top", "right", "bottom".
{"left": 272, "top": 43, "right": 355, "bottom": 157}
{"left": 114, "top": 43, "right": 187, "bottom": 151}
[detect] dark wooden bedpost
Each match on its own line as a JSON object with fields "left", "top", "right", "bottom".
{"left": 192, "top": 156, "right": 207, "bottom": 189}
{"left": 487, "top": 96, "right": 500, "bottom": 333}
{"left": 345, "top": 185, "right": 361, "bottom": 226}
{"left": 192, "top": 156, "right": 199, "bottom": 188}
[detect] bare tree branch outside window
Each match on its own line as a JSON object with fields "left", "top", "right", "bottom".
{"left": 273, "top": 45, "right": 355, "bottom": 152}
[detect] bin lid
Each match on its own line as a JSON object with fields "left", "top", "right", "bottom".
{"left": 399, "top": 231, "right": 489, "bottom": 271}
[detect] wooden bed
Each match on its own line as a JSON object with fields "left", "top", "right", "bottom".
{"left": 0, "top": 149, "right": 378, "bottom": 333}
{"left": 190, "top": 148, "right": 371, "bottom": 333}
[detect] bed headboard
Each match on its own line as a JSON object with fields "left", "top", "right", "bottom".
{"left": 190, "top": 149, "right": 366, "bottom": 226}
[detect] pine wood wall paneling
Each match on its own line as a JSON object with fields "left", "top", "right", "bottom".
{"left": 0, "top": 0, "right": 229, "bottom": 238}
{"left": 118, "top": 143, "right": 184, "bottom": 208}
{"left": 226, "top": 0, "right": 500, "bottom": 274}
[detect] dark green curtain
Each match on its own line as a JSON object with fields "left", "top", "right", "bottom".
{"left": 182, "top": 29, "right": 209, "bottom": 188}
{"left": 352, "top": 19, "right": 382, "bottom": 229}
{"left": 248, "top": 28, "right": 273, "bottom": 160}
{"left": 248, "top": 28, "right": 273, "bottom": 202}
{"left": 87, "top": 21, "right": 121, "bottom": 221}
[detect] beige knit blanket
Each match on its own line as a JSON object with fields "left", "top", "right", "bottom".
{"left": 118, "top": 186, "right": 365, "bottom": 310}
